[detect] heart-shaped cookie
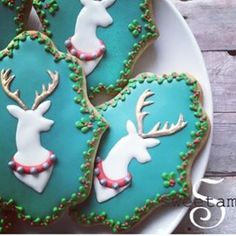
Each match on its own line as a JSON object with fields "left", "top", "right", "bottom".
{"left": 33, "top": 0, "right": 158, "bottom": 96}
{"left": 70, "top": 73, "right": 210, "bottom": 232}
{"left": 0, "top": 0, "right": 32, "bottom": 49}
{"left": 0, "top": 31, "right": 108, "bottom": 226}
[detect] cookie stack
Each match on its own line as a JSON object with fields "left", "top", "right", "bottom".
{"left": 0, "top": 0, "right": 210, "bottom": 233}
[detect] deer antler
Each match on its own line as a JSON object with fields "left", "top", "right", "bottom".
{"left": 142, "top": 114, "right": 187, "bottom": 138}
{"left": 32, "top": 70, "right": 59, "bottom": 110}
{"left": 0, "top": 69, "right": 28, "bottom": 110}
{"left": 136, "top": 89, "right": 155, "bottom": 136}
{"left": 136, "top": 89, "right": 187, "bottom": 139}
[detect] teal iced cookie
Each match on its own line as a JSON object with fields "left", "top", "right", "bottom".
{"left": 0, "top": 31, "right": 108, "bottom": 226}
{"left": 33, "top": 0, "right": 158, "bottom": 96}
{"left": 70, "top": 73, "right": 210, "bottom": 232}
{"left": 0, "top": 0, "right": 32, "bottom": 49}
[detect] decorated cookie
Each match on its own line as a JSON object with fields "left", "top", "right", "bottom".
{"left": 70, "top": 73, "right": 210, "bottom": 232}
{"left": 33, "top": 0, "right": 158, "bottom": 96}
{"left": 0, "top": 31, "right": 108, "bottom": 225}
{"left": 0, "top": 0, "right": 32, "bottom": 49}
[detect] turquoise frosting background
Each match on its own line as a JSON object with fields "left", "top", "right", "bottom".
{"left": 79, "top": 80, "right": 198, "bottom": 221}
{"left": 0, "top": 38, "right": 99, "bottom": 218}
{"left": 0, "top": 0, "right": 25, "bottom": 49}
{"left": 42, "top": 0, "right": 151, "bottom": 90}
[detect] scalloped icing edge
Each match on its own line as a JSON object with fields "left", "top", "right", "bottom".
{"left": 0, "top": 30, "right": 109, "bottom": 227}
{"left": 69, "top": 72, "right": 211, "bottom": 233}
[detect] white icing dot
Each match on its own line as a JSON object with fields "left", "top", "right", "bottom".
{"left": 43, "top": 162, "right": 49, "bottom": 169}
{"left": 94, "top": 168, "right": 100, "bottom": 176}
{"left": 30, "top": 167, "right": 37, "bottom": 174}
{"left": 17, "top": 166, "right": 24, "bottom": 174}
{"left": 80, "top": 54, "right": 86, "bottom": 60}
{"left": 65, "top": 39, "right": 72, "bottom": 47}
{"left": 112, "top": 183, "right": 119, "bottom": 190}
{"left": 8, "top": 161, "right": 15, "bottom": 168}
{"left": 100, "top": 179, "right": 107, "bottom": 186}
{"left": 71, "top": 49, "right": 77, "bottom": 56}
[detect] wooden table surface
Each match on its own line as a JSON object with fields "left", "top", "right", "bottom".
{"left": 171, "top": 0, "right": 236, "bottom": 233}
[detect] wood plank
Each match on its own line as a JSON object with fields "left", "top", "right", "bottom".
{"left": 206, "top": 122, "right": 236, "bottom": 173}
{"left": 214, "top": 113, "right": 236, "bottom": 125}
{"left": 203, "top": 51, "right": 236, "bottom": 113}
{"left": 172, "top": 0, "right": 236, "bottom": 51}
{"left": 201, "top": 51, "right": 236, "bottom": 173}
{"left": 174, "top": 176, "right": 236, "bottom": 234}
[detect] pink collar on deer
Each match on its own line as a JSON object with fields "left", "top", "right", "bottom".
{"left": 8, "top": 151, "right": 57, "bottom": 175}
{"left": 94, "top": 157, "right": 132, "bottom": 190}
{"left": 65, "top": 38, "right": 106, "bottom": 61}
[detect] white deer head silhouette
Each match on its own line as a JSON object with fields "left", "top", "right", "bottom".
{"left": 7, "top": 101, "right": 54, "bottom": 135}
{"left": 115, "top": 120, "right": 160, "bottom": 164}
{"left": 0, "top": 69, "right": 59, "bottom": 193}
{"left": 66, "top": 0, "right": 116, "bottom": 75}
{"left": 94, "top": 89, "right": 187, "bottom": 203}
{"left": 80, "top": 0, "right": 115, "bottom": 27}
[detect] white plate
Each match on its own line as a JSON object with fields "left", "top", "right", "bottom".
{"left": 13, "top": 0, "right": 213, "bottom": 233}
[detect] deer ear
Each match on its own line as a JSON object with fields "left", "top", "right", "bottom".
{"left": 7, "top": 105, "right": 24, "bottom": 118}
{"left": 36, "top": 101, "right": 51, "bottom": 114}
{"left": 80, "top": 0, "right": 92, "bottom": 6}
{"left": 126, "top": 120, "right": 137, "bottom": 134}
{"left": 145, "top": 138, "right": 160, "bottom": 148}
{"left": 102, "top": 0, "right": 116, "bottom": 8}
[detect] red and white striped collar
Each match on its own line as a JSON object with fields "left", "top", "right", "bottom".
{"left": 65, "top": 38, "right": 106, "bottom": 61}
{"left": 94, "top": 157, "right": 132, "bottom": 190}
{"left": 8, "top": 151, "right": 57, "bottom": 175}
